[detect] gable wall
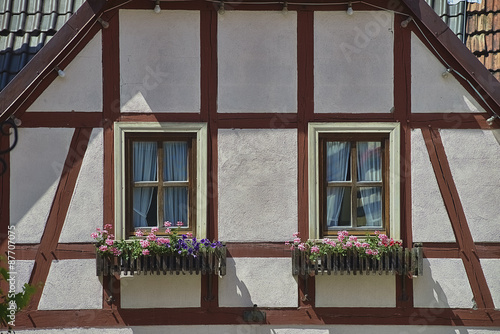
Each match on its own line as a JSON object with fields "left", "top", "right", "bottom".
{"left": 3, "top": 2, "right": 500, "bottom": 332}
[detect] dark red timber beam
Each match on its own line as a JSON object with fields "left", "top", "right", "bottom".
{"left": 13, "top": 306, "right": 500, "bottom": 328}
{"left": 27, "top": 128, "right": 92, "bottom": 310}
{"left": 393, "top": 12, "right": 413, "bottom": 310}
{"left": 421, "top": 127, "right": 495, "bottom": 310}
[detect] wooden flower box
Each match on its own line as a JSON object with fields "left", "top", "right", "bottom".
{"left": 292, "top": 243, "right": 423, "bottom": 277}
{"left": 96, "top": 248, "right": 227, "bottom": 276}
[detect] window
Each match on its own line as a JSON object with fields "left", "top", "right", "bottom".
{"left": 309, "top": 123, "right": 400, "bottom": 240}
{"left": 115, "top": 123, "right": 207, "bottom": 240}
{"left": 126, "top": 134, "right": 196, "bottom": 236}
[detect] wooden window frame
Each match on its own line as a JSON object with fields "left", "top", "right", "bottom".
{"left": 318, "top": 133, "right": 390, "bottom": 237}
{"left": 114, "top": 122, "right": 207, "bottom": 241}
{"left": 308, "top": 122, "right": 400, "bottom": 240}
{"left": 124, "top": 133, "right": 197, "bottom": 237}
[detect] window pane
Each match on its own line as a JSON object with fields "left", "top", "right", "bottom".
{"left": 133, "top": 142, "right": 158, "bottom": 181}
{"left": 326, "top": 141, "right": 351, "bottom": 182}
{"left": 164, "top": 187, "right": 188, "bottom": 227}
{"left": 163, "top": 142, "right": 188, "bottom": 181}
{"left": 326, "top": 187, "right": 351, "bottom": 228}
{"left": 133, "top": 187, "right": 157, "bottom": 227}
{"left": 357, "top": 141, "right": 381, "bottom": 182}
{"left": 356, "top": 187, "right": 382, "bottom": 227}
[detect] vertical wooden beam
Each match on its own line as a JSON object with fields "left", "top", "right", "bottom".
{"left": 297, "top": 9, "right": 314, "bottom": 308}
{"left": 102, "top": 9, "right": 121, "bottom": 310}
{"left": 0, "top": 131, "right": 10, "bottom": 251}
{"left": 422, "top": 127, "right": 494, "bottom": 310}
{"left": 393, "top": 13, "right": 413, "bottom": 309}
{"left": 201, "top": 8, "right": 219, "bottom": 309}
{"left": 28, "top": 128, "right": 91, "bottom": 310}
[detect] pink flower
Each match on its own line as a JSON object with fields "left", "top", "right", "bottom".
{"left": 142, "top": 249, "right": 150, "bottom": 255}
{"left": 108, "top": 234, "right": 114, "bottom": 240}
{"left": 328, "top": 240, "right": 337, "bottom": 247}
{"left": 322, "top": 238, "right": 330, "bottom": 244}
{"left": 151, "top": 227, "right": 159, "bottom": 233}
{"left": 105, "top": 238, "right": 114, "bottom": 246}
{"left": 362, "top": 242, "right": 370, "bottom": 248}
{"left": 349, "top": 236, "right": 357, "bottom": 242}
{"left": 112, "top": 248, "right": 122, "bottom": 256}
{"left": 285, "top": 241, "right": 290, "bottom": 246}
{"left": 311, "top": 246, "right": 320, "bottom": 254}
{"left": 365, "top": 249, "right": 373, "bottom": 255}
{"left": 176, "top": 221, "right": 184, "bottom": 226}
{"left": 91, "top": 232, "right": 98, "bottom": 239}
{"left": 372, "top": 249, "right": 379, "bottom": 255}
{"left": 293, "top": 232, "right": 300, "bottom": 237}
{"left": 147, "top": 233, "right": 156, "bottom": 241}
{"left": 290, "top": 245, "right": 295, "bottom": 250}
{"left": 186, "top": 232, "right": 193, "bottom": 238}
{"left": 354, "top": 242, "right": 362, "bottom": 247}
{"left": 298, "top": 243, "right": 306, "bottom": 251}
{"left": 140, "top": 240, "right": 150, "bottom": 248}
{"left": 165, "top": 228, "right": 171, "bottom": 234}
{"left": 164, "top": 221, "right": 172, "bottom": 227}
{"left": 374, "top": 230, "right": 380, "bottom": 235}
{"left": 99, "top": 245, "right": 108, "bottom": 252}
{"left": 293, "top": 238, "right": 301, "bottom": 243}
{"left": 135, "top": 230, "right": 144, "bottom": 237}
{"left": 104, "top": 224, "right": 113, "bottom": 230}
{"left": 345, "top": 241, "right": 352, "bottom": 248}
{"left": 157, "top": 237, "right": 170, "bottom": 245}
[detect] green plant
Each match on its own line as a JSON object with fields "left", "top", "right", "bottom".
{"left": 0, "top": 257, "right": 37, "bottom": 332}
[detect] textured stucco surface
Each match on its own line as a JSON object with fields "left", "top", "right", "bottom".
{"left": 120, "top": 274, "right": 201, "bottom": 308}
{"left": 218, "top": 129, "right": 297, "bottom": 242}
{"left": 413, "top": 259, "right": 474, "bottom": 308}
{"left": 411, "top": 33, "right": 484, "bottom": 113}
{"left": 26, "top": 32, "right": 103, "bottom": 112}
{"left": 120, "top": 10, "right": 200, "bottom": 113}
{"left": 219, "top": 258, "right": 297, "bottom": 307}
{"left": 315, "top": 274, "right": 396, "bottom": 307}
{"left": 59, "top": 128, "right": 103, "bottom": 243}
{"left": 13, "top": 260, "right": 34, "bottom": 293}
{"left": 480, "top": 259, "right": 500, "bottom": 309}
{"left": 411, "top": 129, "right": 455, "bottom": 242}
{"left": 314, "top": 11, "right": 393, "bottom": 113}
{"left": 38, "top": 259, "right": 102, "bottom": 310}
{"left": 440, "top": 129, "right": 500, "bottom": 242}
{"left": 19, "top": 325, "right": 500, "bottom": 333}
{"left": 10, "top": 128, "right": 74, "bottom": 243}
{"left": 218, "top": 11, "right": 297, "bottom": 113}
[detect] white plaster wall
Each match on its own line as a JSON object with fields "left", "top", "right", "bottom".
{"left": 13, "top": 260, "right": 34, "bottom": 293}
{"left": 218, "top": 129, "right": 297, "bottom": 242}
{"left": 314, "top": 11, "right": 393, "bottom": 113}
{"left": 440, "top": 129, "right": 500, "bottom": 242}
{"left": 411, "top": 129, "right": 455, "bottom": 242}
{"left": 120, "top": 274, "right": 201, "bottom": 308}
{"left": 315, "top": 274, "right": 396, "bottom": 307}
{"left": 480, "top": 259, "right": 500, "bottom": 309}
{"left": 411, "top": 33, "right": 485, "bottom": 113}
{"left": 219, "top": 258, "right": 297, "bottom": 307}
{"left": 59, "top": 128, "right": 103, "bottom": 243}
{"left": 26, "top": 32, "right": 102, "bottom": 112}
{"left": 38, "top": 259, "right": 102, "bottom": 310}
{"left": 15, "top": 327, "right": 500, "bottom": 334}
{"left": 218, "top": 11, "right": 297, "bottom": 113}
{"left": 413, "top": 258, "right": 474, "bottom": 308}
{"left": 10, "top": 128, "right": 74, "bottom": 243}
{"left": 120, "top": 10, "right": 200, "bottom": 113}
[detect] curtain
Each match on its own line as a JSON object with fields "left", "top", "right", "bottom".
{"left": 133, "top": 142, "right": 158, "bottom": 227}
{"left": 357, "top": 142, "right": 382, "bottom": 227}
{"left": 163, "top": 142, "right": 188, "bottom": 225}
{"left": 326, "top": 142, "right": 350, "bottom": 227}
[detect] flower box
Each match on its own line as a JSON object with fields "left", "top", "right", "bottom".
{"left": 292, "top": 244, "right": 423, "bottom": 277}
{"left": 96, "top": 248, "right": 227, "bottom": 276}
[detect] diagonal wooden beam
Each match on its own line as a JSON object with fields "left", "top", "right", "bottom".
{"left": 27, "top": 128, "right": 92, "bottom": 310}
{"left": 421, "top": 126, "right": 494, "bottom": 310}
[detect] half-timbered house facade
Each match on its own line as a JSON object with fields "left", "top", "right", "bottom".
{"left": 1, "top": 0, "right": 500, "bottom": 332}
